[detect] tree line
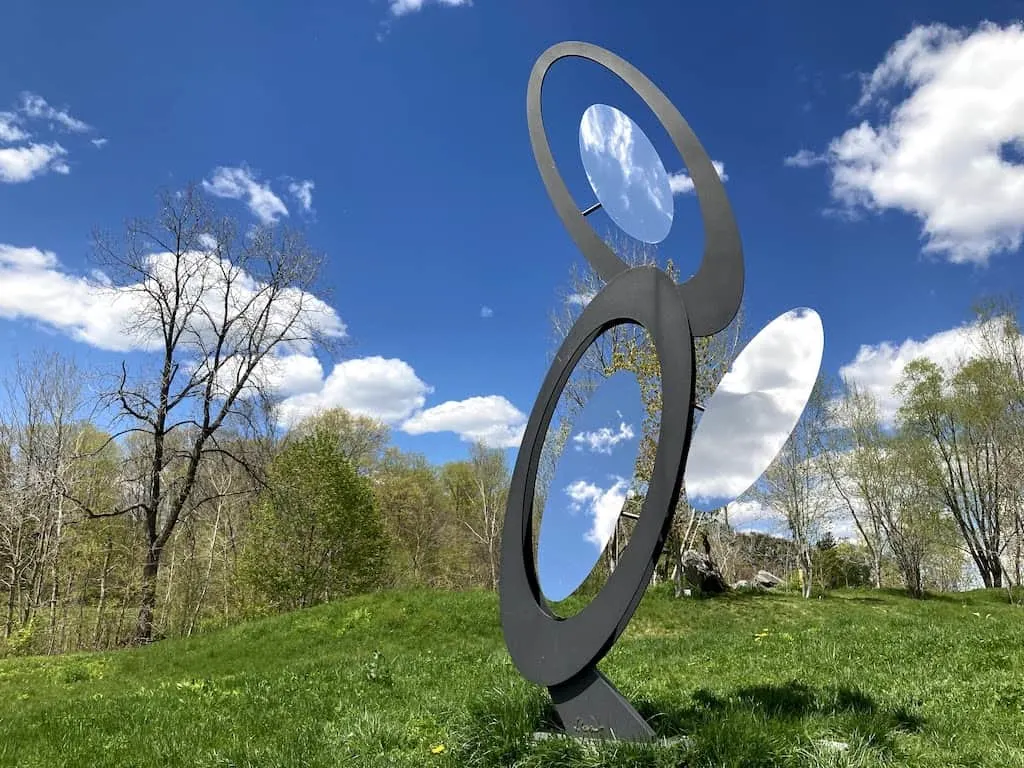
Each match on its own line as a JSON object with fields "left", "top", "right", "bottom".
{"left": 1, "top": 189, "right": 1021, "bottom": 659}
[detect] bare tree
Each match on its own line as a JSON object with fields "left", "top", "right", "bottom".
{"left": 64, "top": 185, "right": 338, "bottom": 643}
{"left": 756, "top": 377, "right": 834, "bottom": 598}
{"left": 0, "top": 352, "right": 91, "bottom": 648}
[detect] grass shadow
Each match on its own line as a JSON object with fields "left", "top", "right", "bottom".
{"left": 634, "top": 680, "right": 924, "bottom": 755}
{"left": 454, "top": 679, "right": 925, "bottom": 767}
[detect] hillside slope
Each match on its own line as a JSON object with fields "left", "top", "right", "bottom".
{"left": 1, "top": 587, "right": 1022, "bottom": 767}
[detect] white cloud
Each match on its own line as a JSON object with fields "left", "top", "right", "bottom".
{"left": 18, "top": 92, "right": 90, "bottom": 133}
{"left": 572, "top": 419, "right": 635, "bottom": 454}
{"left": 0, "top": 112, "right": 29, "bottom": 143}
{"left": 727, "top": 499, "right": 781, "bottom": 534}
{"left": 838, "top": 318, "right": 1004, "bottom": 425}
{"left": 0, "top": 142, "right": 69, "bottom": 183}
{"left": 566, "top": 291, "right": 596, "bottom": 307}
{"left": 276, "top": 356, "right": 431, "bottom": 428}
{"left": 565, "top": 477, "right": 629, "bottom": 551}
{"left": 0, "top": 243, "right": 345, "bottom": 358}
{"left": 792, "top": 22, "right": 1024, "bottom": 264}
{"left": 401, "top": 395, "right": 526, "bottom": 448}
{"left": 389, "top": 0, "right": 471, "bottom": 16}
{"left": 91, "top": 138, "right": 108, "bottom": 148}
{"left": 480, "top": 305, "right": 493, "bottom": 318}
{"left": 203, "top": 166, "right": 289, "bottom": 225}
{"left": 783, "top": 149, "right": 826, "bottom": 168}
{"left": 288, "top": 179, "right": 314, "bottom": 213}
{"left": 0, "top": 244, "right": 144, "bottom": 350}
{"left": 668, "top": 161, "right": 728, "bottom": 194}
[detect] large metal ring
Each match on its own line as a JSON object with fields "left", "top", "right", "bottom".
{"left": 527, "top": 41, "right": 744, "bottom": 338}
{"left": 498, "top": 265, "right": 694, "bottom": 686}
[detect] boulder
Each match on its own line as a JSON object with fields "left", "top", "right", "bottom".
{"left": 731, "top": 579, "right": 766, "bottom": 591}
{"left": 681, "top": 550, "right": 728, "bottom": 594}
{"left": 754, "top": 570, "right": 783, "bottom": 589}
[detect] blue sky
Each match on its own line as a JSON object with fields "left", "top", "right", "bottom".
{"left": 2, "top": 1, "right": 1024, "bottom": 590}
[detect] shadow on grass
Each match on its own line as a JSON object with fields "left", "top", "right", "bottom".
{"left": 452, "top": 679, "right": 924, "bottom": 767}
{"left": 635, "top": 680, "right": 924, "bottom": 736}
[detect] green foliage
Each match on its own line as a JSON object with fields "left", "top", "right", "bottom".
{"left": 239, "top": 427, "right": 390, "bottom": 611}
{"left": 813, "top": 543, "right": 872, "bottom": 590}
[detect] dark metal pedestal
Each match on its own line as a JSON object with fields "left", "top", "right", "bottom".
{"left": 547, "top": 666, "right": 655, "bottom": 741}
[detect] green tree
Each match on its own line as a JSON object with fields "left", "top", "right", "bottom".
{"left": 374, "top": 448, "right": 449, "bottom": 587}
{"left": 241, "top": 428, "right": 388, "bottom": 611}
{"left": 897, "top": 356, "right": 1016, "bottom": 588}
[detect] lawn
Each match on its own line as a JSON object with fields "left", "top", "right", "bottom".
{"left": 1, "top": 585, "right": 1022, "bottom": 767}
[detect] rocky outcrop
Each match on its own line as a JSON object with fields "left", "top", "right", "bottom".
{"left": 754, "top": 570, "right": 783, "bottom": 589}
{"left": 680, "top": 550, "right": 728, "bottom": 594}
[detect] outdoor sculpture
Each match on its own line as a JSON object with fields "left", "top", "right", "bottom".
{"left": 498, "top": 41, "right": 824, "bottom": 742}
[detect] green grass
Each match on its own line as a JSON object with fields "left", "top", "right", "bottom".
{"left": 1, "top": 586, "right": 1023, "bottom": 767}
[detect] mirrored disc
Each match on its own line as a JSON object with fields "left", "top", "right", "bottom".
{"left": 579, "top": 104, "right": 674, "bottom": 244}
{"left": 684, "top": 307, "right": 824, "bottom": 511}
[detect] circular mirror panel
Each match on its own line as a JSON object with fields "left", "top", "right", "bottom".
{"left": 684, "top": 308, "right": 824, "bottom": 512}
{"left": 579, "top": 104, "right": 674, "bottom": 244}
{"left": 535, "top": 336, "right": 648, "bottom": 609}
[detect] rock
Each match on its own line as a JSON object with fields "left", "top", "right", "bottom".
{"left": 681, "top": 550, "right": 728, "bottom": 594}
{"left": 754, "top": 570, "right": 783, "bottom": 589}
{"left": 732, "top": 579, "right": 765, "bottom": 591}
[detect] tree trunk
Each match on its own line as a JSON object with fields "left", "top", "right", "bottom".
{"left": 93, "top": 540, "right": 112, "bottom": 649}
{"left": 134, "top": 545, "right": 162, "bottom": 644}
{"left": 4, "top": 565, "right": 15, "bottom": 638}
{"left": 188, "top": 509, "right": 220, "bottom": 638}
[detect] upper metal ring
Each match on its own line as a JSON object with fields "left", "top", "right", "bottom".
{"left": 527, "top": 41, "right": 744, "bottom": 338}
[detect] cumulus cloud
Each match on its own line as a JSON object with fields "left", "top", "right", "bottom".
{"left": 389, "top": 0, "right": 471, "bottom": 16}
{"left": 668, "top": 161, "right": 728, "bottom": 194}
{"left": 288, "top": 179, "right": 314, "bottom": 213}
{"left": 0, "top": 244, "right": 143, "bottom": 349}
{"left": 0, "top": 112, "right": 29, "bottom": 143}
{"left": 0, "top": 92, "right": 98, "bottom": 181}
{"left": 0, "top": 143, "right": 69, "bottom": 183}
{"left": 401, "top": 395, "right": 526, "bottom": 449}
{"left": 276, "top": 356, "right": 431, "bottom": 427}
{"left": 18, "top": 92, "right": 90, "bottom": 133}
{"left": 789, "top": 22, "right": 1024, "bottom": 264}
{"left": 203, "top": 166, "right": 289, "bottom": 225}
{"left": 572, "top": 418, "right": 635, "bottom": 454}
{"left": 685, "top": 308, "right": 824, "bottom": 510}
{"left": 565, "top": 477, "right": 629, "bottom": 551}
{"left": 838, "top": 318, "right": 1006, "bottom": 425}
{"left": 0, "top": 243, "right": 346, "bottom": 358}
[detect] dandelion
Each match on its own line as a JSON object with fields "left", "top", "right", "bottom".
{"left": 431, "top": 744, "right": 446, "bottom": 755}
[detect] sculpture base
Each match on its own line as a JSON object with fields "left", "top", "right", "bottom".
{"left": 531, "top": 731, "right": 691, "bottom": 747}
{"left": 546, "top": 666, "right": 656, "bottom": 742}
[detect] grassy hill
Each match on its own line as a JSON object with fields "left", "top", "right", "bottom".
{"left": 1, "top": 586, "right": 1022, "bottom": 767}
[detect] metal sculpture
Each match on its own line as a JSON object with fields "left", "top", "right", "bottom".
{"left": 498, "top": 41, "right": 745, "bottom": 741}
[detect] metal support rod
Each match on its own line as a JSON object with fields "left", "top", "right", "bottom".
{"left": 620, "top": 511, "right": 640, "bottom": 520}
{"left": 581, "top": 202, "right": 602, "bottom": 217}
{"left": 693, "top": 401, "right": 704, "bottom": 412}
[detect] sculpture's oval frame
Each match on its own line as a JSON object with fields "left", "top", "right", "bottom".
{"left": 498, "top": 265, "right": 693, "bottom": 687}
